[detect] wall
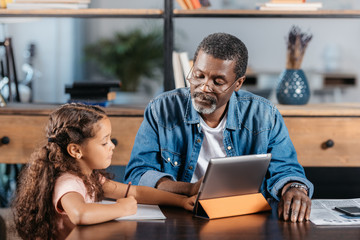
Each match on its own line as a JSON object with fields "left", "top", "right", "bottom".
{"left": 4, "top": 18, "right": 78, "bottom": 103}
{"left": 4, "top": 0, "right": 360, "bottom": 104}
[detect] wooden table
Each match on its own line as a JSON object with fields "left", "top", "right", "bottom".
{"left": 2, "top": 201, "right": 360, "bottom": 239}
{"left": 67, "top": 206, "right": 360, "bottom": 240}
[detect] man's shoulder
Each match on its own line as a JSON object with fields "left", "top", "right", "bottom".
{"left": 234, "top": 90, "right": 277, "bottom": 113}
{"left": 146, "top": 88, "right": 190, "bottom": 127}
{"left": 228, "top": 90, "right": 281, "bottom": 133}
{"left": 151, "top": 88, "right": 190, "bottom": 103}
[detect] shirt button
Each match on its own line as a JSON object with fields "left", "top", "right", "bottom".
{"left": 227, "top": 146, "right": 232, "bottom": 150}
{"left": 197, "top": 139, "right": 201, "bottom": 143}
{"left": 167, "top": 157, "right": 170, "bottom": 161}
{"left": 189, "top": 166, "right": 193, "bottom": 170}
{"left": 174, "top": 161, "right": 178, "bottom": 166}
{"left": 197, "top": 124, "right": 200, "bottom": 128}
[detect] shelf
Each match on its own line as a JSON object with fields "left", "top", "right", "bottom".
{"left": 277, "top": 103, "right": 360, "bottom": 117}
{"left": 174, "top": 9, "right": 360, "bottom": 18}
{"left": 0, "top": 8, "right": 164, "bottom": 18}
{"left": 3, "top": 8, "right": 360, "bottom": 19}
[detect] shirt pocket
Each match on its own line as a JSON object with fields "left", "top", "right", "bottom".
{"left": 161, "top": 149, "right": 182, "bottom": 168}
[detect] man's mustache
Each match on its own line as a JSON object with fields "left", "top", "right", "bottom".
{"left": 192, "top": 92, "right": 216, "bottom": 104}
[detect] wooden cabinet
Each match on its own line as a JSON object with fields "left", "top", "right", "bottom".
{"left": 0, "top": 104, "right": 144, "bottom": 165}
{"left": 2, "top": 103, "right": 360, "bottom": 167}
{"left": 279, "top": 103, "right": 360, "bottom": 167}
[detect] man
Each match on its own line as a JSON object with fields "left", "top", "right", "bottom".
{"left": 124, "top": 32, "right": 313, "bottom": 222}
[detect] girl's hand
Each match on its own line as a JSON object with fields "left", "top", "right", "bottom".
{"left": 116, "top": 196, "right": 138, "bottom": 216}
{"left": 183, "top": 195, "right": 197, "bottom": 211}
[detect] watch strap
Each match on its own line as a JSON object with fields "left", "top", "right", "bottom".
{"left": 289, "top": 182, "right": 309, "bottom": 195}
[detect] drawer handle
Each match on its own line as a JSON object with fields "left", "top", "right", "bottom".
{"left": 1, "top": 136, "right": 10, "bottom": 145}
{"left": 111, "top": 138, "right": 118, "bottom": 146}
{"left": 322, "top": 139, "right": 334, "bottom": 149}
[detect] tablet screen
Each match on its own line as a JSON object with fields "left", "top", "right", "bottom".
{"left": 197, "top": 153, "right": 271, "bottom": 200}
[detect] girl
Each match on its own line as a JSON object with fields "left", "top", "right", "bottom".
{"left": 12, "top": 103, "right": 195, "bottom": 240}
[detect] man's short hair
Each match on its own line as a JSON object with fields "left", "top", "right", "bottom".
{"left": 194, "top": 33, "right": 248, "bottom": 79}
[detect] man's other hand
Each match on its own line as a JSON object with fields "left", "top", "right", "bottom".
{"left": 278, "top": 182, "right": 312, "bottom": 222}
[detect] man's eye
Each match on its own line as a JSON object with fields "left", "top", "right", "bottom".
{"left": 213, "top": 79, "right": 225, "bottom": 86}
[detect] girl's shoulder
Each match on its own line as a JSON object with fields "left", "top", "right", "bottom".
{"left": 53, "top": 173, "right": 95, "bottom": 214}
{"left": 56, "top": 172, "right": 83, "bottom": 184}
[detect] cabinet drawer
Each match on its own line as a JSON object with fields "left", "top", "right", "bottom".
{"left": 0, "top": 115, "right": 143, "bottom": 165}
{"left": 0, "top": 115, "right": 48, "bottom": 164}
{"left": 110, "top": 117, "right": 142, "bottom": 165}
{"left": 284, "top": 117, "right": 360, "bottom": 167}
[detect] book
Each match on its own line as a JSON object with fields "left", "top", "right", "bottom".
{"left": 263, "top": 2, "right": 321, "bottom": 8}
{"left": 172, "top": 51, "right": 186, "bottom": 89}
{"left": 65, "top": 81, "right": 120, "bottom": 102}
{"left": 190, "top": 0, "right": 201, "bottom": 9}
{"left": 65, "top": 87, "right": 113, "bottom": 95}
{"left": 101, "top": 201, "right": 166, "bottom": 221}
{"left": 199, "top": 0, "right": 211, "bottom": 7}
{"left": 69, "top": 92, "right": 117, "bottom": 101}
{"left": 175, "top": 0, "right": 188, "bottom": 9}
{"left": 270, "top": 0, "right": 305, "bottom": 3}
{"left": 71, "top": 80, "right": 121, "bottom": 89}
{"left": 6, "top": 2, "right": 88, "bottom": 9}
{"left": 1, "top": 0, "right": 12, "bottom": 8}
{"left": 178, "top": 52, "right": 192, "bottom": 88}
{"left": 183, "top": 0, "right": 194, "bottom": 9}
{"left": 257, "top": 2, "right": 322, "bottom": 11}
{"left": 13, "top": 0, "right": 90, "bottom": 2}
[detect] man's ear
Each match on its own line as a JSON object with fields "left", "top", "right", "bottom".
{"left": 67, "top": 143, "right": 82, "bottom": 159}
{"left": 234, "top": 76, "right": 246, "bottom": 91}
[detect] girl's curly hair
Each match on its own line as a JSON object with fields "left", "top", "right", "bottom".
{"left": 12, "top": 103, "right": 113, "bottom": 240}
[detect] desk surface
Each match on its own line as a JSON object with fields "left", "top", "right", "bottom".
{"left": 2, "top": 205, "right": 360, "bottom": 240}
{"left": 68, "top": 207, "right": 360, "bottom": 240}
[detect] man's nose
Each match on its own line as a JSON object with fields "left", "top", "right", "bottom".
{"left": 199, "top": 78, "right": 212, "bottom": 92}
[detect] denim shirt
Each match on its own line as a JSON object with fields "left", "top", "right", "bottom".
{"left": 124, "top": 88, "right": 313, "bottom": 200}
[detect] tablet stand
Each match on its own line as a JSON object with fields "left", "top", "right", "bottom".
{"left": 194, "top": 193, "right": 271, "bottom": 219}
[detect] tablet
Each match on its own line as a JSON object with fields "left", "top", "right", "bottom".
{"left": 196, "top": 153, "right": 271, "bottom": 201}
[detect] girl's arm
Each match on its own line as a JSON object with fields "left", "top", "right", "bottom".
{"left": 60, "top": 192, "right": 137, "bottom": 225}
{"left": 103, "top": 180, "right": 196, "bottom": 211}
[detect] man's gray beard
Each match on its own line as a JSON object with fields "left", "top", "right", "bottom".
{"left": 191, "top": 97, "right": 217, "bottom": 115}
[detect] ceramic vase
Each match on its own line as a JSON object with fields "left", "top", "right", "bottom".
{"left": 276, "top": 69, "right": 310, "bottom": 105}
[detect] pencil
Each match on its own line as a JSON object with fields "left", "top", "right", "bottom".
{"left": 124, "top": 182, "right": 131, "bottom": 198}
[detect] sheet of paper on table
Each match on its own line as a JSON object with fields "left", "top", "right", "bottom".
{"left": 101, "top": 200, "right": 166, "bottom": 221}
{"left": 310, "top": 198, "right": 360, "bottom": 225}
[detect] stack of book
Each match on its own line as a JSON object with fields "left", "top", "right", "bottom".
{"left": 257, "top": 0, "right": 322, "bottom": 11}
{"left": 65, "top": 81, "right": 121, "bottom": 107}
{"left": 5, "top": 0, "right": 90, "bottom": 9}
{"left": 173, "top": 51, "right": 192, "bottom": 88}
{"left": 176, "top": 0, "right": 210, "bottom": 10}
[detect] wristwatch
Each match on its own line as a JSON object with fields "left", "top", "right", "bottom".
{"left": 289, "top": 182, "right": 309, "bottom": 195}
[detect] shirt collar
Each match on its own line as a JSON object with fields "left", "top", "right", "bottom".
{"left": 184, "top": 89, "right": 239, "bottom": 130}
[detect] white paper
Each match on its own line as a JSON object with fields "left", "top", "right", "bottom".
{"left": 101, "top": 200, "right": 166, "bottom": 221}
{"left": 310, "top": 198, "right": 360, "bottom": 225}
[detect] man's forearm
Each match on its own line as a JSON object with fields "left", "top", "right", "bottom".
{"left": 156, "top": 177, "right": 196, "bottom": 196}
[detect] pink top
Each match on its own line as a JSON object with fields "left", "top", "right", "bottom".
{"left": 53, "top": 173, "right": 96, "bottom": 214}
{"left": 52, "top": 173, "right": 106, "bottom": 236}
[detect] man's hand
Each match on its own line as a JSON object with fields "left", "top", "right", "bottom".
{"left": 190, "top": 177, "right": 203, "bottom": 196}
{"left": 156, "top": 177, "right": 203, "bottom": 196}
{"left": 278, "top": 182, "right": 311, "bottom": 222}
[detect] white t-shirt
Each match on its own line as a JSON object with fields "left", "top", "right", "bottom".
{"left": 191, "top": 115, "right": 227, "bottom": 183}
